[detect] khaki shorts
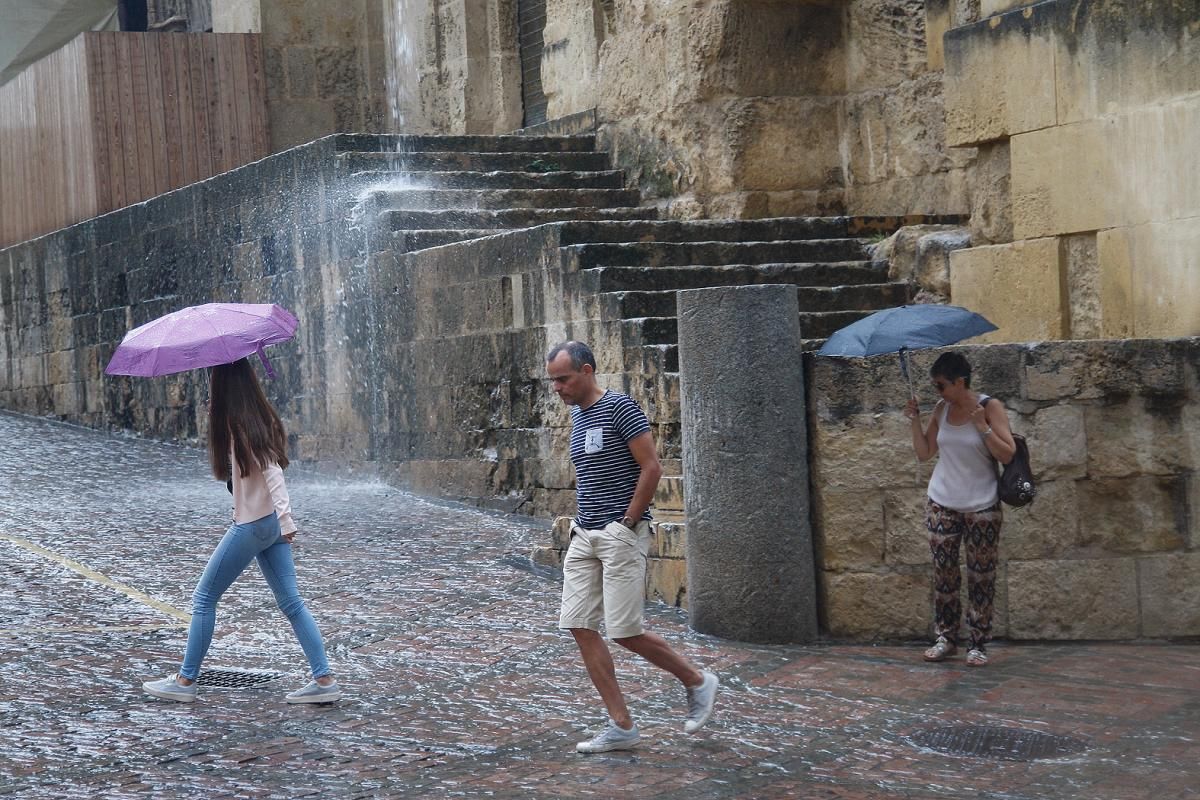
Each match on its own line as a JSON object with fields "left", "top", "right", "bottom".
{"left": 558, "top": 520, "right": 651, "bottom": 639}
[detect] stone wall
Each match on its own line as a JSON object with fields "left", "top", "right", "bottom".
{"left": 945, "top": 0, "right": 1200, "bottom": 341}
{"left": 213, "top": 0, "right": 389, "bottom": 149}
{"left": 808, "top": 337, "right": 1200, "bottom": 640}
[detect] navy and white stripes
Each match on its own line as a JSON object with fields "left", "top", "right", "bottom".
{"left": 569, "top": 390, "right": 652, "bottom": 529}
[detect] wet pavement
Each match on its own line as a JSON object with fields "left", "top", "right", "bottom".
{"left": 0, "top": 410, "right": 1198, "bottom": 799}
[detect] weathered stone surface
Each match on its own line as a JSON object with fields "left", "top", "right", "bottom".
{"left": 1012, "top": 98, "right": 1200, "bottom": 240}
{"left": 944, "top": 5, "right": 1058, "bottom": 147}
{"left": 883, "top": 488, "right": 931, "bottom": 567}
{"left": 679, "top": 285, "right": 817, "bottom": 643}
{"left": 966, "top": 140, "right": 1011, "bottom": 245}
{"left": 822, "top": 570, "right": 929, "bottom": 639}
{"left": 1138, "top": 553, "right": 1200, "bottom": 637}
{"left": 1007, "top": 558, "right": 1139, "bottom": 639}
{"left": 541, "top": 0, "right": 601, "bottom": 120}
{"left": 1063, "top": 232, "right": 1101, "bottom": 339}
{"left": 879, "top": 224, "right": 971, "bottom": 298}
{"left": 1000, "top": 478, "right": 1078, "bottom": 559}
{"left": 1097, "top": 220, "right": 1200, "bottom": 340}
{"left": 846, "top": 0, "right": 928, "bottom": 92}
{"left": 816, "top": 488, "right": 886, "bottom": 571}
{"left": 1023, "top": 402, "right": 1086, "bottom": 480}
{"left": 1076, "top": 477, "right": 1187, "bottom": 554}
{"left": 1086, "top": 402, "right": 1195, "bottom": 477}
{"left": 813, "top": 413, "right": 935, "bottom": 492}
{"left": 950, "top": 237, "right": 1065, "bottom": 343}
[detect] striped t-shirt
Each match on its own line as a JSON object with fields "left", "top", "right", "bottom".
{"left": 570, "top": 390, "right": 652, "bottom": 529}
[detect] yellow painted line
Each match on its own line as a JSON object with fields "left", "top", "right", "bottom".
{"left": 0, "top": 623, "right": 189, "bottom": 638}
{"left": 0, "top": 533, "right": 191, "bottom": 623}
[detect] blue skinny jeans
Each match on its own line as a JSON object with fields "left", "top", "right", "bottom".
{"left": 180, "top": 513, "right": 331, "bottom": 680}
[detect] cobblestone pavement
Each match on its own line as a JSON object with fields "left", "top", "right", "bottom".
{"left": 1, "top": 411, "right": 1198, "bottom": 799}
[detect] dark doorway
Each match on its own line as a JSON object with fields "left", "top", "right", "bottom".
{"left": 517, "top": 0, "right": 547, "bottom": 127}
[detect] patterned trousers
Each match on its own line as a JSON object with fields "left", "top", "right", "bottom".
{"left": 925, "top": 499, "right": 1002, "bottom": 651}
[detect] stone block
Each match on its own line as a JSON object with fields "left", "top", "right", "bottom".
{"left": 816, "top": 488, "right": 886, "bottom": 570}
{"left": 1138, "top": 553, "right": 1200, "bottom": 638}
{"left": 1085, "top": 402, "right": 1194, "bottom": 477}
{"left": 925, "top": 0, "right": 952, "bottom": 70}
{"left": 949, "top": 237, "right": 1066, "bottom": 343}
{"left": 650, "top": 521, "right": 687, "bottom": 560}
{"left": 722, "top": 96, "right": 845, "bottom": 194}
{"left": 1022, "top": 403, "right": 1086, "bottom": 480}
{"left": 1012, "top": 98, "right": 1200, "bottom": 238}
{"left": 1076, "top": 477, "right": 1187, "bottom": 555}
{"left": 967, "top": 141, "right": 1012, "bottom": 245}
{"left": 1006, "top": 558, "right": 1139, "bottom": 639}
{"left": 944, "top": 5, "right": 1058, "bottom": 147}
{"left": 1000, "top": 478, "right": 1078, "bottom": 560}
{"left": 883, "top": 488, "right": 930, "bottom": 567}
{"left": 846, "top": 0, "right": 927, "bottom": 92}
{"left": 646, "top": 557, "right": 687, "bottom": 608}
{"left": 1097, "top": 220, "right": 1200, "bottom": 340}
{"left": 812, "top": 413, "right": 935, "bottom": 492}
{"left": 1062, "top": 232, "right": 1101, "bottom": 339}
{"left": 1055, "top": 2, "right": 1200, "bottom": 125}
{"left": 880, "top": 224, "right": 970, "bottom": 298}
{"left": 821, "top": 570, "right": 930, "bottom": 640}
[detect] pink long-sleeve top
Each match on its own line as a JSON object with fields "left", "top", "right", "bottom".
{"left": 230, "top": 446, "right": 297, "bottom": 535}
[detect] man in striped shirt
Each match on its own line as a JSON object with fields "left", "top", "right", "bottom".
{"left": 546, "top": 340, "right": 719, "bottom": 754}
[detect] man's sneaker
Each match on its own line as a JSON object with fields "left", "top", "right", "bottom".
{"left": 684, "top": 670, "right": 719, "bottom": 733}
{"left": 143, "top": 674, "right": 197, "bottom": 703}
{"left": 575, "top": 721, "right": 640, "bottom": 754}
{"left": 924, "top": 636, "right": 958, "bottom": 662}
{"left": 286, "top": 680, "right": 342, "bottom": 704}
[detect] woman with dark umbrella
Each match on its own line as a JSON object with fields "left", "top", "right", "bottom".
{"left": 905, "top": 352, "right": 1016, "bottom": 667}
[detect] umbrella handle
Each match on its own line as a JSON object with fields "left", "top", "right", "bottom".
{"left": 256, "top": 344, "right": 277, "bottom": 380}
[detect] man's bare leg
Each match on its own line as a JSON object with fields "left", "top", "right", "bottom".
{"left": 613, "top": 632, "right": 704, "bottom": 687}
{"left": 571, "top": 628, "right": 633, "bottom": 728}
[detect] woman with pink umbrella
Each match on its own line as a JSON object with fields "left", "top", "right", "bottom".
{"left": 109, "top": 303, "right": 340, "bottom": 703}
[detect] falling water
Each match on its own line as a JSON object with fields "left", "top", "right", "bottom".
{"left": 383, "top": 0, "right": 427, "bottom": 135}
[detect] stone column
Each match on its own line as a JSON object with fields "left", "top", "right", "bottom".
{"left": 676, "top": 284, "right": 818, "bottom": 643}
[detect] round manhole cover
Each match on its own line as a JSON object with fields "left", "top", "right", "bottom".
{"left": 195, "top": 668, "right": 285, "bottom": 689}
{"left": 910, "top": 725, "right": 1089, "bottom": 761}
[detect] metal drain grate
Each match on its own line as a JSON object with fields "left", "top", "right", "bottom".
{"left": 910, "top": 725, "right": 1089, "bottom": 761}
{"left": 195, "top": 668, "right": 285, "bottom": 689}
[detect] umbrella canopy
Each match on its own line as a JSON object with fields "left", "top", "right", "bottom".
{"left": 105, "top": 303, "right": 298, "bottom": 378}
{"left": 816, "top": 304, "right": 997, "bottom": 359}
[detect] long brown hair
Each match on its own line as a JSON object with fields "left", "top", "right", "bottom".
{"left": 208, "top": 358, "right": 290, "bottom": 480}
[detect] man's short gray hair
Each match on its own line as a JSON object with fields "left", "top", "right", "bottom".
{"left": 546, "top": 340, "right": 596, "bottom": 371}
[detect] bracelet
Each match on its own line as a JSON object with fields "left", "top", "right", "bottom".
{"left": 980, "top": 427, "right": 993, "bottom": 437}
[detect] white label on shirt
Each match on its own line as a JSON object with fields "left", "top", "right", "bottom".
{"left": 584, "top": 427, "right": 604, "bottom": 454}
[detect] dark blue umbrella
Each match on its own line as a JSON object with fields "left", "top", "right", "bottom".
{"left": 817, "top": 304, "right": 997, "bottom": 395}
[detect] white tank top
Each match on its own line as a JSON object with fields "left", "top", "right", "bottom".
{"left": 927, "top": 394, "right": 999, "bottom": 512}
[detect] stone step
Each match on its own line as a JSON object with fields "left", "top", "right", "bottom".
{"left": 586, "top": 262, "right": 887, "bottom": 292}
{"left": 383, "top": 206, "right": 658, "bottom": 231}
{"left": 374, "top": 187, "right": 643, "bottom": 211}
{"left": 625, "top": 308, "right": 882, "bottom": 345}
{"left": 655, "top": 476, "right": 685, "bottom": 512}
{"left": 559, "top": 217, "right": 864, "bottom": 245}
{"left": 557, "top": 216, "right": 966, "bottom": 245}
{"left": 395, "top": 229, "right": 506, "bottom": 250}
{"left": 625, "top": 344, "right": 679, "bottom": 374}
{"left": 387, "top": 170, "right": 627, "bottom": 190}
{"left": 334, "top": 133, "right": 597, "bottom": 153}
{"left": 566, "top": 239, "right": 871, "bottom": 269}
{"left": 612, "top": 282, "right": 910, "bottom": 318}
{"left": 339, "top": 150, "right": 612, "bottom": 173}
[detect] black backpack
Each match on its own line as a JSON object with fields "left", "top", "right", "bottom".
{"left": 998, "top": 433, "right": 1036, "bottom": 507}
{"left": 981, "top": 397, "right": 1035, "bottom": 507}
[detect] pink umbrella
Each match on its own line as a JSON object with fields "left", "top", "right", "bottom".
{"left": 105, "top": 303, "right": 298, "bottom": 378}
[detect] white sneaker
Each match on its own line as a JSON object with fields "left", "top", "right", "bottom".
{"left": 142, "top": 673, "right": 197, "bottom": 703}
{"left": 575, "top": 721, "right": 640, "bottom": 754}
{"left": 286, "top": 680, "right": 342, "bottom": 704}
{"left": 684, "top": 670, "right": 719, "bottom": 733}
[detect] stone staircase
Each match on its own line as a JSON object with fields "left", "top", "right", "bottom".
{"left": 335, "top": 132, "right": 929, "bottom": 607}
{"left": 335, "top": 133, "right": 657, "bottom": 251}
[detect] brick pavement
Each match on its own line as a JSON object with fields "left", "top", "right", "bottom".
{"left": 0, "top": 410, "right": 1198, "bottom": 799}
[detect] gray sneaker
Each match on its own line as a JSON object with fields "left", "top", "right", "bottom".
{"left": 143, "top": 674, "right": 197, "bottom": 703}
{"left": 684, "top": 670, "right": 719, "bottom": 733}
{"left": 286, "top": 680, "right": 342, "bottom": 704}
{"left": 575, "top": 721, "right": 640, "bottom": 754}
